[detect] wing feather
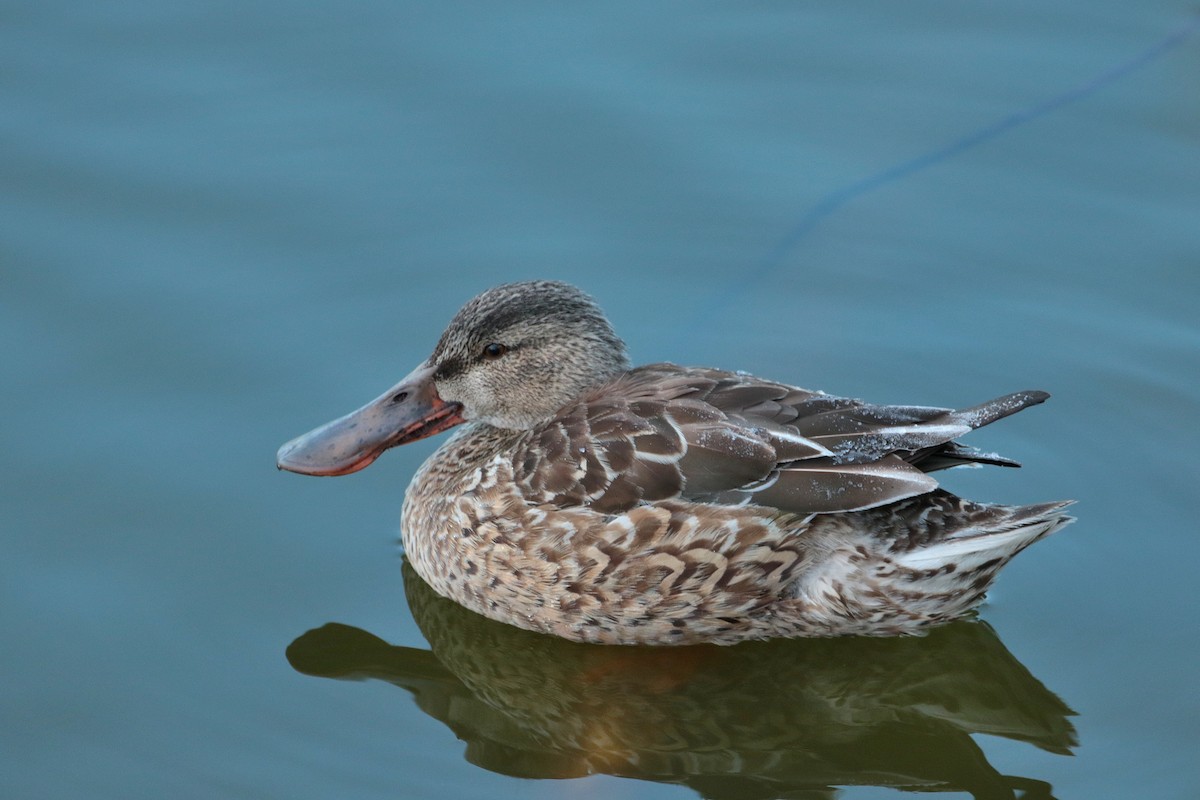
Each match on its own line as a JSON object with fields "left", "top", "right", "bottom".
{"left": 511, "top": 364, "right": 1048, "bottom": 515}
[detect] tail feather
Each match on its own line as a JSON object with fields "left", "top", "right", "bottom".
{"left": 791, "top": 493, "right": 1075, "bottom": 635}
{"left": 895, "top": 500, "right": 1074, "bottom": 570}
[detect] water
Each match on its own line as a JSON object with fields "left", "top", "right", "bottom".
{"left": 4, "top": 2, "right": 1198, "bottom": 798}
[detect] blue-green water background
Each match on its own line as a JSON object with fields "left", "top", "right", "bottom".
{"left": 4, "top": 2, "right": 1198, "bottom": 798}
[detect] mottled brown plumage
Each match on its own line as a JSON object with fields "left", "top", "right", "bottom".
{"left": 278, "top": 280, "right": 1074, "bottom": 644}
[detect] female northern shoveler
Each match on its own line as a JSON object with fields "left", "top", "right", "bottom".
{"left": 278, "top": 280, "right": 1073, "bottom": 645}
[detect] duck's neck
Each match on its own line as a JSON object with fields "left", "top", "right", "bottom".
{"left": 399, "top": 421, "right": 529, "bottom": 602}
{"left": 401, "top": 422, "right": 523, "bottom": 534}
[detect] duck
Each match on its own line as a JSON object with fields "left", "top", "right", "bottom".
{"left": 277, "top": 280, "right": 1073, "bottom": 645}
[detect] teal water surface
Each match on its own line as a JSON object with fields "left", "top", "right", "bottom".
{"left": 4, "top": 3, "right": 1199, "bottom": 799}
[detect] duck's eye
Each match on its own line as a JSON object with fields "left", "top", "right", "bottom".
{"left": 482, "top": 342, "right": 508, "bottom": 360}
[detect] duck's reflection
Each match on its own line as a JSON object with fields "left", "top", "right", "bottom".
{"left": 287, "top": 562, "right": 1075, "bottom": 800}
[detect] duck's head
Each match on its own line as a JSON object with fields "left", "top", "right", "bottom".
{"left": 277, "top": 280, "right": 630, "bottom": 476}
